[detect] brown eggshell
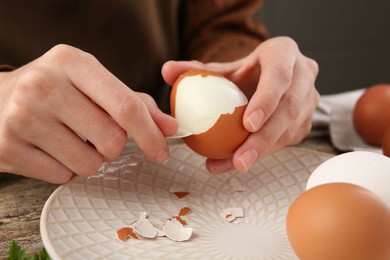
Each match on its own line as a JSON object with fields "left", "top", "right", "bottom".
{"left": 286, "top": 183, "right": 390, "bottom": 260}
{"left": 353, "top": 84, "right": 390, "bottom": 145}
{"left": 382, "top": 127, "right": 390, "bottom": 157}
{"left": 182, "top": 104, "right": 249, "bottom": 159}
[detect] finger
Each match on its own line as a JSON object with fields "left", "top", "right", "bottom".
{"left": 54, "top": 82, "right": 127, "bottom": 161}
{"left": 162, "top": 59, "right": 245, "bottom": 85}
{"left": 243, "top": 39, "right": 298, "bottom": 133}
{"left": 205, "top": 119, "right": 312, "bottom": 175}
{"left": 161, "top": 60, "right": 208, "bottom": 85}
{"left": 0, "top": 143, "right": 74, "bottom": 184}
{"left": 46, "top": 45, "right": 169, "bottom": 162}
{"left": 136, "top": 93, "right": 178, "bottom": 137}
{"left": 163, "top": 58, "right": 262, "bottom": 101}
{"left": 275, "top": 118, "right": 313, "bottom": 150}
{"left": 205, "top": 158, "right": 234, "bottom": 174}
{"left": 233, "top": 65, "right": 318, "bottom": 172}
{"left": 18, "top": 114, "right": 104, "bottom": 176}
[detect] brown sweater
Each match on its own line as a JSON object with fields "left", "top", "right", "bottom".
{"left": 0, "top": 0, "right": 267, "bottom": 111}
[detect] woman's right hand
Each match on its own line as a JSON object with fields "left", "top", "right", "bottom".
{"left": 0, "top": 44, "right": 177, "bottom": 184}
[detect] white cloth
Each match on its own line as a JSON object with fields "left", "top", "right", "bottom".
{"left": 312, "top": 89, "right": 381, "bottom": 153}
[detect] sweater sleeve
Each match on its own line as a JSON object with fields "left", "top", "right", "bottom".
{"left": 180, "top": 0, "right": 268, "bottom": 63}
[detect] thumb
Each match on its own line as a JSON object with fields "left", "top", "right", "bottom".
{"left": 161, "top": 60, "right": 207, "bottom": 85}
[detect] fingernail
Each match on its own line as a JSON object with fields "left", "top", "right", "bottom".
{"left": 153, "top": 148, "right": 169, "bottom": 163}
{"left": 247, "top": 109, "right": 264, "bottom": 132}
{"left": 207, "top": 160, "right": 233, "bottom": 174}
{"left": 238, "top": 148, "right": 258, "bottom": 171}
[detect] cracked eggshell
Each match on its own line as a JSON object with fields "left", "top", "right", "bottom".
{"left": 170, "top": 70, "right": 250, "bottom": 159}
{"left": 163, "top": 219, "right": 193, "bottom": 242}
{"left": 133, "top": 219, "right": 159, "bottom": 239}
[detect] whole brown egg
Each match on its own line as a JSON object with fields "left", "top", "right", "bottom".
{"left": 286, "top": 183, "right": 390, "bottom": 260}
{"left": 353, "top": 84, "right": 390, "bottom": 145}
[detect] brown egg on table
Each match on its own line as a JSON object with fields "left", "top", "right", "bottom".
{"left": 286, "top": 183, "right": 390, "bottom": 260}
{"left": 170, "top": 70, "right": 249, "bottom": 159}
{"left": 353, "top": 83, "right": 390, "bottom": 145}
{"left": 382, "top": 127, "right": 390, "bottom": 157}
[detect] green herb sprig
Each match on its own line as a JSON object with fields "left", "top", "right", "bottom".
{"left": 8, "top": 241, "right": 49, "bottom": 260}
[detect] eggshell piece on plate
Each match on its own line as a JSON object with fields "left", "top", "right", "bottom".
{"left": 286, "top": 183, "right": 390, "bottom": 260}
{"left": 116, "top": 227, "right": 138, "bottom": 241}
{"left": 163, "top": 218, "right": 193, "bottom": 242}
{"left": 133, "top": 219, "right": 159, "bottom": 239}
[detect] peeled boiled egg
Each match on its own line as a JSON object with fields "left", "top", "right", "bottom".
{"left": 170, "top": 70, "right": 249, "bottom": 159}
{"left": 286, "top": 183, "right": 390, "bottom": 260}
{"left": 306, "top": 151, "right": 390, "bottom": 208}
{"left": 353, "top": 84, "right": 390, "bottom": 145}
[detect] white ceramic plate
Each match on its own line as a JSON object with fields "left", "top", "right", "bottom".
{"left": 40, "top": 144, "right": 332, "bottom": 259}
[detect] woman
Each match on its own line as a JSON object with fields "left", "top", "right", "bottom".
{"left": 0, "top": 0, "right": 319, "bottom": 183}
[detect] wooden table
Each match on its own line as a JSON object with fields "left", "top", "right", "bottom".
{"left": 0, "top": 136, "right": 339, "bottom": 259}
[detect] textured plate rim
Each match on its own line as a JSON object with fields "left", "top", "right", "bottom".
{"left": 40, "top": 145, "right": 333, "bottom": 259}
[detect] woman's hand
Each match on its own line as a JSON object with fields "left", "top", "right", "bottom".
{"left": 162, "top": 36, "right": 319, "bottom": 173}
{"left": 0, "top": 44, "right": 177, "bottom": 183}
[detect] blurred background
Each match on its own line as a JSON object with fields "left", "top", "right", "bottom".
{"left": 255, "top": 0, "right": 390, "bottom": 95}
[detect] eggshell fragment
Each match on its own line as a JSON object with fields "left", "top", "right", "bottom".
{"left": 116, "top": 227, "right": 138, "bottom": 241}
{"left": 178, "top": 207, "right": 191, "bottom": 216}
{"left": 170, "top": 70, "right": 250, "bottom": 159}
{"left": 163, "top": 218, "right": 193, "bottom": 242}
{"left": 221, "top": 207, "right": 244, "bottom": 223}
{"left": 286, "top": 183, "right": 390, "bottom": 260}
{"left": 133, "top": 219, "right": 159, "bottom": 239}
{"left": 117, "top": 208, "right": 194, "bottom": 243}
{"left": 229, "top": 178, "right": 247, "bottom": 192}
{"left": 169, "top": 185, "right": 190, "bottom": 199}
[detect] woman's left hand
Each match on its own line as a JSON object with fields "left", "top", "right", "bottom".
{"left": 162, "top": 36, "right": 319, "bottom": 174}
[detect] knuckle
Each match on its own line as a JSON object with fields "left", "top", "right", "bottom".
{"left": 116, "top": 94, "right": 145, "bottom": 122}
{"left": 281, "top": 93, "right": 301, "bottom": 119}
{"left": 257, "top": 130, "right": 274, "bottom": 154}
{"left": 14, "top": 69, "right": 56, "bottom": 106}
{"left": 7, "top": 70, "right": 52, "bottom": 129}
{"left": 99, "top": 127, "right": 127, "bottom": 160}
{"left": 16, "top": 68, "right": 48, "bottom": 93}
{"left": 45, "top": 44, "right": 97, "bottom": 67}
{"left": 45, "top": 44, "right": 77, "bottom": 63}
{"left": 280, "top": 36, "right": 298, "bottom": 50}
{"left": 307, "top": 57, "right": 319, "bottom": 76}
{"left": 273, "top": 63, "right": 293, "bottom": 85}
{"left": 137, "top": 92, "right": 156, "bottom": 107}
{"left": 287, "top": 121, "right": 312, "bottom": 146}
{"left": 77, "top": 153, "right": 103, "bottom": 176}
{"left": 280, "top": 128, "right": 296, "bottom": 145}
